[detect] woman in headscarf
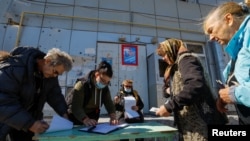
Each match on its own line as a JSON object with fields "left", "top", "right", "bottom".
{"left": 155, "top": 38, "right": 228, "bottom": 141}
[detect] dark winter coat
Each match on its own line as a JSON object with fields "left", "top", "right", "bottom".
{"left": 0, "top": 47, "right": 68, "bottom": 135}
{"left": 164, "top": 51, "right": 228, "bottom": 141}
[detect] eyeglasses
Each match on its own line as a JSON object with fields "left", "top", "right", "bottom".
{"left": 124, "top": 85, "right": 132, "bottom": 88}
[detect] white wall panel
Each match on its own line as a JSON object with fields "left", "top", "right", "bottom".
{"left": 199, "top": 5, "right": 215, "bottom": 18}
{"left": 130, "top": 35, "right": 152, "bottom": 45}
{"left": 179, "top": 19, "right": 202, "bottom": 32}
{"left": 3, "top": 25, "right": 18, "bottom": 50}
{"left": 0, "top": 24, "right": 7, "bottom": 50}
{"left": 217, "top": 0, "right": 231, "bottom": 5}
{"left": 157, "top": 29, "right": 181, "bottom": 40}
{"left": 67, "top": 30, "right": 97, "bottom": 86}
{"left": 156, "top": 15, "right": 181, "bottom": 39}
{"left": 130, "top": 0, "right": 155, "bottom": 14}
{"left": 155, "top": 0, "right": 178, "bottom": 17}
{"left": 75, "top": 0, "right": 98, "bottom": 7}
{"left": 69, "top": 30, "right": 97, "bottom": 56}
{"left": 98, "top": 10, "right": 130, "bottom": 34}
{"left": 177, "top": 1, "right": 201, "bottom": 20}
{"left": 38, "top": 27, "right": 71, "bottom": 52}
{"left": 0, "top": 0, "right": 13, "bottom": 24}
{"left": 6, "top": 0, "right": 45, "bottom": 23}
{"left": 99, "top": 0, "right": 130, "bottom": 11}
{"left": 73, "top": 7, "right": 98, "bottom": 31}
{"left": 43, "top": 5, "right": 73, "bottom": 29}
{"left": 198, "top": 0, "right": 217, "bottom": 5}
{"left": 22, "top": 14, "right": 44, "bottom": 27}
{"left": 67, "top": 31, "right": 97, "bottom": 86}
{"left": 46, "top": 0, "right": 75, "bottom": 5}
{"left": 181, "top": 32, "right": 206, "bottom": 42}
{"left": 157, "top": 16, "right": 180, "bottom": 28}
{"left": 18, "top": 26, "right": 40, "bottom": 47}
{"left": 131, "top": 13, "right": 156, "bottom": 36}
{"left": 34, "top": 0, "right": 47, "bottom": 2}
{"left": 98, "top": 32, "right": 128, "bottom": 43}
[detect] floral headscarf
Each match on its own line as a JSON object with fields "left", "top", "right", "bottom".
{"left": 156, "top": 38, "right": 184, "bottom": 80}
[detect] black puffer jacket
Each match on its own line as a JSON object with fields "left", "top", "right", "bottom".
{"left": 0, "top": 47, "right": 68, "bottom": 133}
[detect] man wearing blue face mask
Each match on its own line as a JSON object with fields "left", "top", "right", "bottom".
{"left": 66, "top": 61, "right": 118, "bottom": 126}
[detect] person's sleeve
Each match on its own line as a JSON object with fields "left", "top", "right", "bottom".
{"left": 114, "top": 92, "right": 124, "bottom": 111}
{"left": 234, "top": 85, "right": 250, "bottom": 107}
{"left": 223, "top": 62, "right": 231, "bottom": 83}
{"left": 162, "top": 79, "right": 171, "bottom": 98}
{"left": 104, "top": 89, "right": 116, "bottom": 114}
{"left": 71, "top": 81, "right": 87, "bottom": 122}
{"left": 164, "top": 56, "right": 206, "bottom": 112}
{"left": 228, "top": 86, "right": 237, "bottom": 103}
{"left": 135, "top": 90, "right": 144, "bottom": 110}
{"left": 233, "top": 27, "right": 250, "bottom": 107}
{"left": 47, "top": 78, "right": 68, "bottom": 116}
{"left": 0, "top": 67, "right": 35, "bottom": 131}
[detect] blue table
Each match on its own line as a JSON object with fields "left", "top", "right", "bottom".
{"left": 33, "top": 121, "right": 178, "bottom": 141}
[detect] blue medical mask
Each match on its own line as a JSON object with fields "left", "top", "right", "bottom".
{"left": 124, "top": 88, "right": 131, "bottom": 93}
{"left": 96, "top": 81, "right": 106, "bottom": 89}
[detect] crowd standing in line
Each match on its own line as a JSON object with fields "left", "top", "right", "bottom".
{"left": 2, "top": 1, "right": 250, "bottom": 141}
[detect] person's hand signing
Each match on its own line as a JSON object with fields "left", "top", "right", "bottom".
{"left": 83, "top": 117, "right": 97, "bottom": 126}
{"left": 109, "top": 113, "right": 119, "bottom": 125}
{"left": 29, "top": 120, "right": 49, "bottom": 133}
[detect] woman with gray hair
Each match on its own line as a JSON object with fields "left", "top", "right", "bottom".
{"left": 0, "top": 46, "right": 73, "bottom": 141}
{"left": 202, "top": 1, "right": 250, "bottom": 125}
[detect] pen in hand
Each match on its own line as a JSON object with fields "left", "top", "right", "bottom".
{"left": 216, "top": 80, "right": 225, "bottom": 88}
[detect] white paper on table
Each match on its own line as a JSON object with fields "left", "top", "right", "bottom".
{"left": 45, "top": 114, "right": 73, "bottom": 133}
{"left": 79, "top": 122, "right": 129, "bottom": 134}
{"left": 124, "top": 96, "right": 139, "bottom": 118}
{"left": 149, "top": 107, "right": 159, "bottom": 113}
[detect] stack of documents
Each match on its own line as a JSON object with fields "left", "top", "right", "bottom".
{"left": 124, "top": 96, "right": 139, "bottom": 118}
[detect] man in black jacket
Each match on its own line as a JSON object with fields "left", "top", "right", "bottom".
{"left": 0, "top": 47, "right": 73, "bottom": 141}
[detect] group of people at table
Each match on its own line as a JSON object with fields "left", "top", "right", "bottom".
{"left": 1, "top": 1, "right": 250, "bottom": 141}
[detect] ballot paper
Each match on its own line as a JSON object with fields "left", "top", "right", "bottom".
{"left": 79, "top": 122, "right": 129, "bottom": 134}
{"left": 149, "top": 107, "right": 159, "bottom": 113}
{"left": 124, "top": 96, "right": 139, "bottom": 118}
{"left": 45, "top": 114, "right": 73, "bottom": 133}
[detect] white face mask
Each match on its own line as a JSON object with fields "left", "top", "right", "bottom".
{"left": 124, "top": 88, "right": 131, "bottom": 92}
